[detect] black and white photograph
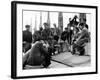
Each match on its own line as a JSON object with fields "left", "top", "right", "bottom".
{"left": 11, "top": 1, "right": 97, "bottom": 79}
{"left": 23, "top": 11, "right": 91, "bottom": 69}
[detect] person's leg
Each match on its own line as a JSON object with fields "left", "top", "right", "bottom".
{"left": 46, "top": 53, "right": 51, "bottom": 67}
{"left": 42, "top": 54, "right": 51, "bottom": 68}
{"left": 42, "top": 48, "right": 51, "bottom": 68}
{"left": 23, "top": 51, "right": 30, "bottom": 69}
{"left": 24, "top": 43, "right": 31, "bottom": 53}
{"left": 76, "top": 40, "right": 87, "bottom": 55}
{"left": 72, "top": 44, "right": 77, "bottom": 55}
{"left": 79, "top": 47, "right": 85, "bottom": 56}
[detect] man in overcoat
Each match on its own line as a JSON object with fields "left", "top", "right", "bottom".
{"left": 23, "top": 39, "right": 51, "bottom": 69}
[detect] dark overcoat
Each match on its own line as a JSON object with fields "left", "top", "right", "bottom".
{"left": 23, "top": 41, "right": 48, "bottom": 66}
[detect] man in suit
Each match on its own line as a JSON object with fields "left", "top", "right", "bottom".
{"left": 72, "top": 23, "right": 90, "bottom": 55}
{"left": 23, "top": 39, "right": 51, "bottom": 69}
{"left": 23, "top": 25, "right": 32, "bottom": 53}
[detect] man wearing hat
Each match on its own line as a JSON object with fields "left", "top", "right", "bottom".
{"left": 23, "top": 25, "right": 32, "bottom": 53}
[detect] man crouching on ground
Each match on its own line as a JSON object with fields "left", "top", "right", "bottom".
{"left": 23, "top": 38, "right": 51, "bottom": 69}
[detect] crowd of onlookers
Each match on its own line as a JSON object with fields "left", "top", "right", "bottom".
{"left": 22, "top": 15, "right": 90, "bottom": 69}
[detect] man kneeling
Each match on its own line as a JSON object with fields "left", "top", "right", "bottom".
{"left": 23, "top": 39, "right": 51, "bottom": 69}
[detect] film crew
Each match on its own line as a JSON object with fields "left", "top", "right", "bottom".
{"left": 72, "top": 23, "right": 90, "bottom": 55}
{"left": 23, "top": 25, "right": 32, "bottom": 53}
{"left": 67, "top": 15, "right": 79, "bottom": 27}
{"left": 23, "top": 38, "right": 51, "bottom": 69}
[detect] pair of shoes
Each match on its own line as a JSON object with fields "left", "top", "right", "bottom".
{"left": 42, "top": 62, "right": 51, "bottom": 68}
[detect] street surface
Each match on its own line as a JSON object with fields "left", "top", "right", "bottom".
{"left": 24, "top": 51, "right": 90, "bottom": 69}
{"left": 51, "top": 52, "right": 90, "bottom": 68}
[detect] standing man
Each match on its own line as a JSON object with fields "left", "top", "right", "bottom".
{"left": 23, "top": 25, "right": 32, "bottom": 53}
{"left": 53, "top": 23, "right": 59, "bottom": 42}
{"left": 67, "top": 26, "right": 73, "bottom": 45}
{"left": 42, "top": 23, "right": 53, "bottom": 44}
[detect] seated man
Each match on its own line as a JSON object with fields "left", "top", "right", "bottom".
{"left": 23, "top": 39, "right": 51, "bottom": 69}
{"left": 72, "top": 23, "right": 90, "bottom": 55}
